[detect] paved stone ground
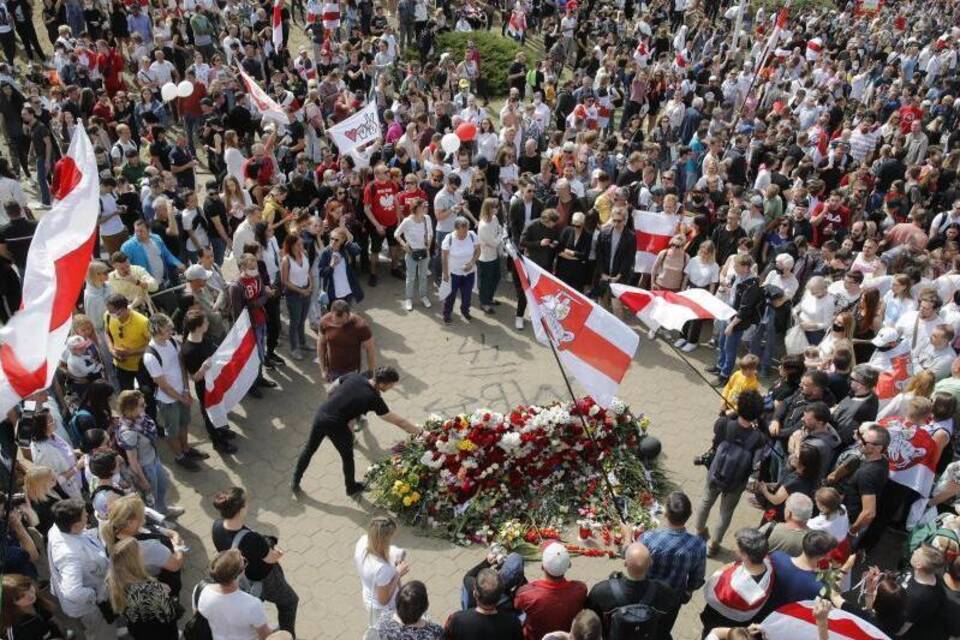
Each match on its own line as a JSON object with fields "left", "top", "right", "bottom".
{"left": 162, "top": 271, "right": 760, "bottom": 640}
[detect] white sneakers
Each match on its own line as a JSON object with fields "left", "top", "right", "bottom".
{"left": 682, "top": 342, "right": 698, "bottom": 353}
{"left": 404, "top": 299, "right": 414, "bottom": 311}
{"left": 673, "top": 338, "right": 687, "bottom": 348}
{"left": 515, "top": 317, "right": 525, "bottom": 330}
{"left": 646, "top": 328, "right": 657, "bottom": 340}
{"left": 421, "top": 297, "right": 432, "bottom": 308}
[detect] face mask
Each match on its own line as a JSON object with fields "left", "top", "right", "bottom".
{"left": 245, "top": 269, "right": 259, "bottom": 277}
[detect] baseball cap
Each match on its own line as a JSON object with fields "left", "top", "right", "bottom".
{"left": 563, "top": 141, "right": 576, "bottom": 153}
{"left": 459, "top": 78, "right": 470, "bottom": 89}
{"left": 871, "top": 326, "right": 900, "bottom": 347}
{"left": 541, "top": 542, "right": 571, "bottom": 577}
{"left": 184, "top": 264, "right": 212, "bottom": 281}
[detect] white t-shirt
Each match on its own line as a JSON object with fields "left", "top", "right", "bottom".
{"left": 181, "top": 208, "right": 210, "bottom": 252}
{"left": 394, "top": 215, "right": 433, "bottom": 251}
{"left": 684, "top": 256, "right": 719, "bottom": 288}
{"left": 99, "top": 193, "right": 125, "bottom": 236}
{"left": 331, "top": 252, "right": 351, "bottom": 298}
{"left": 354, "top": 536, "right": 397, "bottom": 617}
{"left": 149, "top": 59, "right": 176, "bottom": 85}
{"left": 197, "top": 586, "right": 268, "bottom": 640}
{"left": 143, "top": 338, "right": 185, "bottom": 404}
{"left": 442, "top": 231, "right": 478, "bottom": 275}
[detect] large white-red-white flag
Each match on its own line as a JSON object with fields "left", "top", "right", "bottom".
{"left": 0, "top": 127, "right": 99, "bottom": 414}
{"left": 762, "top": 601, "right": 890, "bottom": 639}
{"left": 633, "top": 210, "right": 679, "bottom": 274}
{"left": 512, "top": 251, "right": 638, "bottom": 407}
{"left": 703, "top": 559, "right": 775, "bottom": 622}
{"left": 204, "top": 309, "right": 261, "bottom": 428}
{"left": 236, "top": 65, "right": 290, "bottom": 128}
{"left": 873, "top": 338, "right": 912, "bottom": 410}
{"left": 272, "top": 0, "right": 284, "bottom": 51}
{"left": 611, "top": 284, "right": 736, "bottom": 332}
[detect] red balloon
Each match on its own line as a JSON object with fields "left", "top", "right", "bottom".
{"left": 456, "top": 122, "right": 477, "bottom": 142}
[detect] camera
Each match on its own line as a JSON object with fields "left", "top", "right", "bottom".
{"left": 10, "top": 493, "right": 27, "bottom": 509}
{"left": 16, "top": 400, "right": 38, "bottom": 448}
{"left": 693, "top": 448, "right": 715, "bottom": 467}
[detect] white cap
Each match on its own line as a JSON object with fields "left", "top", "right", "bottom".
{"left": 541, "top": 542, "right": 571, "bottom": 577}
{"left": 184, "top": 264, "right": 212, "bottom": 281}
{"left": 871, "top": 326, "right": 900, "bottom": 347}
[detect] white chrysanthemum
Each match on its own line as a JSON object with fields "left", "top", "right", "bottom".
{"left": 498, "top": 432, "right": 522, "bottom": 451}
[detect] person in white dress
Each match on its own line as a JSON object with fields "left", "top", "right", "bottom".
{"left": 355, "top": 516, "right": 409, "bottom": 631}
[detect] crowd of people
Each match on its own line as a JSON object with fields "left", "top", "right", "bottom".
{"left": 0, "top": 0, "right": 958, "bottom": 635}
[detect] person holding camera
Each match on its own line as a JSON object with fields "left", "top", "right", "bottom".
{"left": 694, "top": 390, "right": 766, "bottom": 558}
{"left": 211, "top": 486, "right": 299, "bottom": 637}
{"left": 446, "top": 568, "right": 524, "bottom": 640}
{"left": 461, "top": 545, "right": 526, "bottom": 614}
{"left": 394, "top": 198, "right": 434, "bottom": 312}
{"left": 0, "top": 492, "right": 40, "bottom": 580}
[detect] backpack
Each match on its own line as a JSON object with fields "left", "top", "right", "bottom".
{"left": 182, "top": 580, "right": 213, "bottom": 640}
{"left": 708, "top": 419, "right": 761, "bottom": 491}
{"left": 607, "top": 579, "right": 660, "bottom": 640}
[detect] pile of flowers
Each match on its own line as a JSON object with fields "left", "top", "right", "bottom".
{"left": 366, "top": 397, "right": 669, "bottom": 551}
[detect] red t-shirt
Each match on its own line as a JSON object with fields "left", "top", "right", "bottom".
{"left": 363, "top": 179, "right": 400, "bottom": 227}
{"left": 811, "top": 202, "right": 851, "bottom": 247}
{"left": 397, "top": 188, "right": 428, "bottom": 219}
{"left": 239, "top": 275, "right": 267, "bottom": 326}
{"left": 513, "top": 578, "right": 587, "bottom": 640}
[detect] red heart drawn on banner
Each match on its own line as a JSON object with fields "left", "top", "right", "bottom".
{"left": 344, "top": 128, "right": 359, "bottom": 142}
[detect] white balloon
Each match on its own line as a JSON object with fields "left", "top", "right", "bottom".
{"left": 441, "top": 132, "right": 461, "bottom": 155}
{"left": 176, "top": 80, "right": 194, "bottom": 98}
{"left": 160, "top": 82, "right": 179, "bottom": 102}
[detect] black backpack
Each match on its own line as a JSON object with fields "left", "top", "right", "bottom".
{"left": 708, "top": 419, "right": 761, "bottom": 491}
{"left": 181, "top": 581, "right": 212, "bottom": 640}
{"left": 607, "top": 579, "right": 660, "bottom": 640}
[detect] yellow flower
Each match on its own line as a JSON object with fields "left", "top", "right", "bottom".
{"left": 409, "top": 491, "right": 421, "bottom": 504}
{"left": 402, "top": 495, "right": 413, "bottom": 507}
{"left": 457, "top": 439, "right": 478, "bottom": 452}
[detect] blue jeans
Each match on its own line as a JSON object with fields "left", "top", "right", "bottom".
{"left": 36, "top": 157, "right": 51, "bottom": 205}
{"left": 715, "top": 323, "right": 744, "bottom": 379}
{"left": 443, "top": 272, "right": 474, "bottom": 319}
{"left": 285, "top": 292, "right": 310, "bottom": 352}
{"left": 404, "top": 253, "right": 429, "bottom": 300}
{"left": 141, "top": 458, "right": 170, "bottom": 514}
{"left": 749, "top": 307, "right": 781, "bottom": 375}
{"left": 211, "top": 237, "right": 226, "bottom": 266}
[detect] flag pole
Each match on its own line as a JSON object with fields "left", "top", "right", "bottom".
{"left": 538, "top": 316, "right": 628, "bottom": 523}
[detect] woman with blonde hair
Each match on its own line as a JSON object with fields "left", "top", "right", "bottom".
{"left": 106, "top": 538, "right": 181, "bottom": 639}
{"left": 475, "top": 197, "right": 502, "bottom": 314}
{"left": 818, "top": 312, "right": 854, "bottom": 362}
{"left": 651, "top": 233, "right": 689, "bottom": 293}
{"left": 878, "top": 370, "right": 937, "bottom": 420}
{"left": 795, "top": 276, "right": 836, "bottom": 346}
{"left": 23, "top": 465, "right": 63, "bottom": 538}
{"left": 83, "top": 261, "right": 118, "bottom": 385}
{"left": 101, "top": 494, "right": 184, "bottom": 596}
{"left": 880, "top": 274, "right": 917, "bottom": 326}
{"left": 222, "top": 174, "right": 253, "bottom": 233}
{"left": 355, "top": 516, "right": 409, "bottom": 628}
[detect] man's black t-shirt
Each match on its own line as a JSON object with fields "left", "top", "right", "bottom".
{"left": 315, "top": 373, "right": 389, "bottom": 427}
{"left": 902, "top": 576, "right": 947, "bottom": 640}
{"left": 30, "top": 121, "right": 61, "bottom": 162}
{"left": 586, "top": 573, "right": 679, "bottom": 638}
{"left": 211, "top": 521, "right": 274, "bottom": 581}
{"left": 445, "top": 609, "right": 523, "bottom": 640}
{"left": 842, "top": 457, "right": 888, "bottom": 524}
{"left": 0, "top": 218, "right": 37, "bottom": 272}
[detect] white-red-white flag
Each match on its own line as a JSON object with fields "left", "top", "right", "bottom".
{"left": 873, "top": 339, "right": 912, "bottom": 410}
{"left": 322, "top": 1, "right": 340, "bottom": 31}
{"left": 272, "top": 0, "right": 284, "bottom": 52}
{"left": 204, "top": 309, "right": 261, "bottom": 428}
{"left": 611, "top": 284, "right": 736, "bottom": 332}
{"left": 762, "top": 600, "right": 890, "bottom": 639}
{"left": 633, "top": 210, "right": 680, "bottom": 274}
{"left": 236, "top": 64, "right": 290, "bottom": 128}
{"left": 806, "top": 37, "right": 823, "bottom": 61}
{"left": 876, "top": 417, "right": 939, "bottom": 499}
{"left": 703, "top": 559, "right": 775, "bottom": 622}
{"left": 512, "top": 251, "right": 638, "bottom": 407}
{"left": 0, "top": 127, "right": 99, "bottom": 414}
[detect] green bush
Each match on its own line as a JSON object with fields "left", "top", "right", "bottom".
{"left": 436, "top": 31, "right": 523, "bottom": 98}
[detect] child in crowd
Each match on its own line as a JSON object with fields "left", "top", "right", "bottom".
{"left": 719, "top": 354, "right": 760, "bottom": 414}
